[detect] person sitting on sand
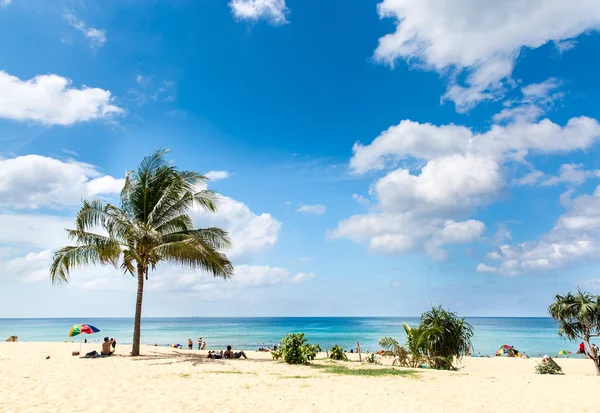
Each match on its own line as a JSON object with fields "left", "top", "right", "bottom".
{"left": 102, "top": 337, "right": 115, "bottom": 356}
{"left": 224, "top": 345, "right": 247, "bottom": 359}
{"left": 5, "top": 335, "right": 18, "bottom": 342}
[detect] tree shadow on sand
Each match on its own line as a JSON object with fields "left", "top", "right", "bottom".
{"left": 126, "top": 350, "right": 273, "bottom": 366}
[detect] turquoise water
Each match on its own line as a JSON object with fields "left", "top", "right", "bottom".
{"left": 0, "top": 317, "right": 590, "bottom": 356}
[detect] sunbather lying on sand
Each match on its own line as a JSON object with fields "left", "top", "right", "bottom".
{"left": 224, "top": 345, "right": 247, "bottom": 359}
{"left": 207, "top": 350, "right": 224, "bottom": 359}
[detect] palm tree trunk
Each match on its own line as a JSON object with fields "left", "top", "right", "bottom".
{"left": 131, "top": 264, "right": 145, "bottom": 356}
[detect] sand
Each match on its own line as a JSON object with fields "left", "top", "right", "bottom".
{"left": 1, "top": 342, "right": 599, "bottom": 412}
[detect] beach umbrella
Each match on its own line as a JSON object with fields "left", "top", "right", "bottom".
{"left": 69, "top": 324, "right": 100, "bottom": 353}
{"left": 69, "top": 324, "right": 100, "bottom": 337}
{"left": 499, "top": 344, "right": 512, "bottom": 349}
{"left": 558, "top": 350, "right": 572, "bottom": 356}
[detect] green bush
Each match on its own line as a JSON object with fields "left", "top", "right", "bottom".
{"left": 272, "top": 333, "right": 321, "bottom": 364}
{"left": 365, "top": 352, "right": 381, "bottom": 365}
{"left": 329, "top": 345, "right": 348, "bottom": 361}
{"left": 535, "top": 358, "right": 563, "bottom": 375}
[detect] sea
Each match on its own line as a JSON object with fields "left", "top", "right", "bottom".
{"left": 0, "top": 317, "right": 590, "bottom": 357}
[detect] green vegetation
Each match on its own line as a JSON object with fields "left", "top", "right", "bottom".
{"left": 548, "top": 290, "right": 600, "bottom": 375}
{"left": 272, "top": 333, "right": 321, "bottom": 364}
{"left": 421, "top": 306, "right": 474, "bottom": 370}
{"left": 328, "top": 345, "right": 348, "bottom": 361}
{"left": 535, "top": 358, "right": 563, "bottom": 375}
{"left": 364, "top": 352, "right": 381, "bottom": 365}
{"left": 379, "top": 305, "right": 473, "bottom": 370}
{"left": 312, "top": 364, "right": 418, "bottom": 377}
{"left": 50, "top": 149, "right": 233, "bottom": 356}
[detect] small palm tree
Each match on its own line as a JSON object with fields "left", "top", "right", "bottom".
{"left": 548, "top": 290, "right": 600, "bottom": 375}
{"left": 50, "top": 149, "right": 234, "bottom": 356}
{"left": 421, "top": 305, "right": 474, "bottom": 369}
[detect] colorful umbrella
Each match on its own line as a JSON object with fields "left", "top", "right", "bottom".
{"left": 69, "top": 324, "right": 100, "bottom": 338}
{"left": 558, "top": 350, "right": 572, "bottom": 355}
{"left": 499, "top": 344, "right": 512, "bottom": 349}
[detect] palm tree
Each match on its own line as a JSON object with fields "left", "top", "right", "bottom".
{"left": 50, "top": 149, "right": 234, "bottom": 356}
{"left": 421, "top": 305, "right": 474, "bottom": 369}
{"left": 380, "top": 323, "right": 436, "bottom": 368}
{"left": 548, "top": 290, "right": 600, "bottom": 375}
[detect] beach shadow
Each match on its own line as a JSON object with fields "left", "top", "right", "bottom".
{"left": 129, "top": 350, "right": 224, "bottom": 367}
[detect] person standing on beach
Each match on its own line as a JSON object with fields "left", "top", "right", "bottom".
{"left": 188, "top": 338, "right": 193, "bottom": 350}
{"left": 198, "top": 337, "right": 203, "bottom": 350}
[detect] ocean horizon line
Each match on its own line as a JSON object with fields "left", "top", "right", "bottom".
{"left": 0, "top": 315, "right": 554, "bottom": 320}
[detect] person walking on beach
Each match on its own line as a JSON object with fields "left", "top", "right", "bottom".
{"left": 188, "top": 338, "right": 193, "bottom": 350}
{"left": 578, "top": 342, "right": 586, "bottom": 357}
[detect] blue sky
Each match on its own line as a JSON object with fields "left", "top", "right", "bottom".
{"left": 2, "top": 0, "right": 600, "bottom": 318}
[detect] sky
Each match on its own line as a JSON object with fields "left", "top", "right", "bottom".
{"left": 1, "top": 0, "right": 600, "bottom": 318}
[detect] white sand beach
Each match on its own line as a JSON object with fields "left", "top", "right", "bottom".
{"left": 1, "top": 342, "right": 599, "bottom": 412}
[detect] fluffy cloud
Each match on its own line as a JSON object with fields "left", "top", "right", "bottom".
{"left": 64, "top": 12, "right": 106, "bottom": 49}
{"left": 204, "top": 171, "right": 230, "bottom": 181}
{"left": 191, "top": 194, "right": 282, "bottom": 260}
{"left": 229, "top": 0, "right": 289, "bottom": 25}
{"left": 330, "top": 156, "right": 492, "bottom": 257}
{"left": 374, "top": 0, "right": 600, "bottom": 110}
{"left": 4, "top": 250, "right": 53, "bottom": 283}
{"left": 339, "top": 113, "right": 600, "bottom": 258}
{"left": 479, "top": 186, "right": 600, "bottom": 275}
{"left": 297, "top": 204, "right": 327, "bottom": 215}
{"left": 1, "top": 0, "right": 12, "bottom": 6}
{"left": 0, "top": 155, "right": 124, "bottom": 209}
{"left": 0, "top": 71, "right": 123, "bottom": 125}
{"left": 350, "top": 118, "right": 600, "bottom": 174}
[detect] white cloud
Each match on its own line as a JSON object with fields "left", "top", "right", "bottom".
{"left": 5, "top": 250, "right": 53, "bottom": 283}
{"left": 299, "top": 257, "right": 313, "bottom": 262}
{"left": 191, "top": 194, "right": 282, "bottom": 260}
{"left": 297, "top": 204, "right": 327, "bottom": 215}
{"left": 0, "top": 155, "right": 123, "bottom": 209}
{"left": 229, "top": 0, "right": 289, "bottom": 25}
{"left": 494, "top": 78, "right": 564, "bottom": 124}
{"left": 0, "top": 71, "right": 123, "bottom": 125}
{"left": 479, "top": 186, "right": 600, "bottom": 275}
{"left": 350, "top": 118, "right": 600, "bottom": 174}
{"left": 331, "top": 155, "right": 494, "bottom": 257}
{"left": 515, "top": 164, "right": 600, "bottom": 187}
{"left": 540, "top": 164, "right": 600, "bottom": 187}
{"left": 339, "top": 114, "right": 600, "bottom": 259}
{"left": 1, "top": 0, "right": 12, "bottom": 6}
{"left": 292, "top": 272, "right": 316, "bottom": 284}
{"left": 64, "top": 12, "right": 106, "bottom": 49}
{"left": 352, "top": 193, "right": 370, "bottom": 206}
{"left": 205, "top": 171, "right": 230, "bottom": 181}
{"left": 373, "top": 0, "right": 600, "bottom": 110}
{"left": 554, "top": 39, "right": 577, "bottom": 54}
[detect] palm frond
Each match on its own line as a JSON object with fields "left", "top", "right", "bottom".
{"left": 50, "top": 244, "right": 120, "bottom": 284}
{"left": 153, "top": 240, "right": 234, "bottom": 279}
